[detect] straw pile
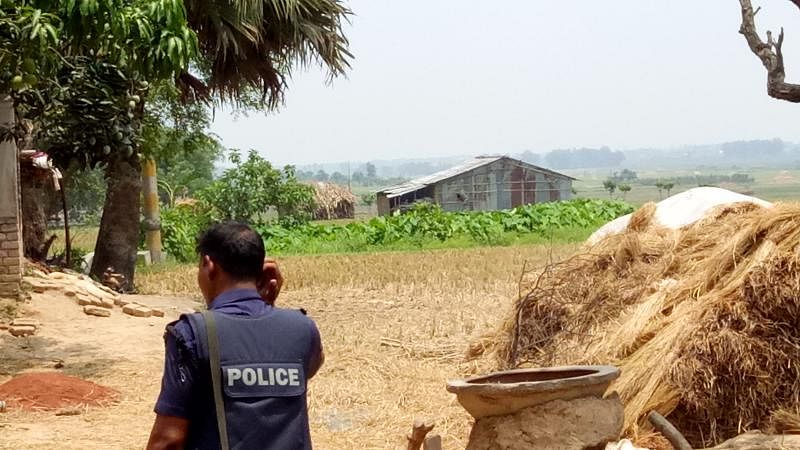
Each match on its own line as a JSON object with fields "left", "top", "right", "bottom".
{"left": 311, "top": 182, "right": 356, "bottom": 220}
{"left": 476, "top": 200, "right": 800, "bottom": 447}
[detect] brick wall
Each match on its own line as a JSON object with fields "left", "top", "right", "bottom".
{"left": 0, "top": 96, "right": 21, "bottom": 297}
{"left": 0, "top": 216, "right": 21, "bottom": 297}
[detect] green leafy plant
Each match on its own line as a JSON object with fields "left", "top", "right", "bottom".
{"left": 160, "top": 201, "right": 216, "bottom": 262}
{"left": 199, "top": 150, "right": 315, "bottom": 224}
{"left": 257, "top": 199, "right": 634, "bottom": 255}
{"left": 160, "top": 197, "right": 634, "bottom": 258}
{"left": 361, "top": 192, "right": 376, "bottom": 207}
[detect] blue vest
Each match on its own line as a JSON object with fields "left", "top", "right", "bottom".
{"left": 183, "top": 308, "right": 316, "bottom": 450}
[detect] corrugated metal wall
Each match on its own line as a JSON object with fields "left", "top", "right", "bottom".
{"left": 435, "top": 159, "right": 572, "bottom": 212}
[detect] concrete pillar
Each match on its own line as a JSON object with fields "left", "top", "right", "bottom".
{"left": 0, "top": 96, "right": 22, "bottom": 297}
{"left": 142, "top": 158, "right": 163, "bottom": 263}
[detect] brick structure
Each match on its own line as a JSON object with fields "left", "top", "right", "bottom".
{"left": 0, "top": 96, "right": 22, "bottom": 298}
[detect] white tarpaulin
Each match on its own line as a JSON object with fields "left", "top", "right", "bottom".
{"left": 588, "top": 187, "right": 773, "bottom": 245}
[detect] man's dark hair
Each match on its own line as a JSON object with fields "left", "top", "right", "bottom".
{"left": 196, "top": 221, "right": 265, "bottom": 281}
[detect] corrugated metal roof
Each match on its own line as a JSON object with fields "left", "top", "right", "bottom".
{"left": 377, "top": 156, "right": 502, "bottom": 198}
{"left": 377, "top": 156, "right": 574, "bottom": 199}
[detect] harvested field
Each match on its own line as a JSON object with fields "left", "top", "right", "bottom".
{"left": 1, "top": 244, "right": 578, "bottom": 449}
{"left": 481, "top": 200, "right": 800, "bottom": 447}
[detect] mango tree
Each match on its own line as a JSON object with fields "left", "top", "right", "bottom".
{"left": 3, "top": 0, "right": 352, "bottom": 289}
{"left": 0, "top": 0, "right": 197, "bottom": 290}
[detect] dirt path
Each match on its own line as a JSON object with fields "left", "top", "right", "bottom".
{"left": 0, "top": 291, "right": 199, "bottom": 449}
{"left": 1, "top": 279, "right": 509, "bottom": 449}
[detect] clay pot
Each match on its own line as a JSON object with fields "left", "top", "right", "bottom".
{"left": 447, "top": 365, "right": 620, "bottom": 419}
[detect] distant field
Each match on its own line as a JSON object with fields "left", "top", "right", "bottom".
{"left": 49, "top": 226, "right": 99, "bottom": 255}
{"left": 570, "top": 168, "right": 800, "bottom": 205}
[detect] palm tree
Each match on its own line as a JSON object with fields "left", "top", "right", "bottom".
{"left": 178, "top": 0, "right": 353, "bottom": 105}
{"left": 91, "top": 0, "right": 352, "bottom": 287}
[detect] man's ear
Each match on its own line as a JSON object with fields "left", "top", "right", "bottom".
{"left": 202, "top": 255, "right": 217, "bottom": 278}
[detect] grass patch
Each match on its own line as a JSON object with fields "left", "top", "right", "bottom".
{"left": 49, "top": 226, "right": 99, "bottom": 255}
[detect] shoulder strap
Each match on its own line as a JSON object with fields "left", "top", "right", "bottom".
{"left": 183, "top": 313, "right": 209, "bottom": 361}
{"left": 202, "top": 310, "right": 230, "bottom": 450}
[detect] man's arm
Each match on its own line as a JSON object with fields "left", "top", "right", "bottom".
{"left": 307, "top": 319, "right": 324, "bottom": 379}
{"left": 149, "top": 323, "right": 197, "bottom": 448}
{"left": 146, "top": 415, "right": 190, "bottom": 450}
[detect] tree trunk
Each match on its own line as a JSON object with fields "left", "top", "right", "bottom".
{"left": 18, "top": 120, "right": 56, "bottom": 262}
{"left": 20, "top": 168, "right": 53, "bottom": 261}
{"left": 90, "top": 154, "right": 141, "bottom": 291}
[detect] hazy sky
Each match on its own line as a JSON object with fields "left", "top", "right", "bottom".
{"left": 209, "top": 1, "right": 800, "bottom": 165}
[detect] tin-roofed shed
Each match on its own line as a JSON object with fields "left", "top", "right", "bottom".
{"left": 375, "top": 156, "right": 575, "bottom": 216}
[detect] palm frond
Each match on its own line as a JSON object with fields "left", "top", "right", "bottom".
{"left": 183, "top": 0, "right": 352, "bottom": 107}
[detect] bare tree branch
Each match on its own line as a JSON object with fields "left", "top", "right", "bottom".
{"left": 739, "top": 0, "right": 800, "bottom": 102}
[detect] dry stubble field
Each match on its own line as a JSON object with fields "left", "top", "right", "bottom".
{"left": 1, "top": 243, "right": 578, "bottom": 449}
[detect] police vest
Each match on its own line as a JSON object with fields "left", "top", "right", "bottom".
{"left": 183, "top": 308, "right": 316, "bottom": 450}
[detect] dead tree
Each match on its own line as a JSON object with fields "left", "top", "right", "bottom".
{"left": 739, "top": 0, "right": 800, "bottom": 102}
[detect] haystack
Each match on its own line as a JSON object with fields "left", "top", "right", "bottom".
{"left": 311, "top": 182, "right": 355, "bottom": 220}
{"left": 476, "top": 191, "right": 800, "bottom": 447}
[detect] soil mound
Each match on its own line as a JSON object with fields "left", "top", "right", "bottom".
{"left": 0, "top": 372, "right": 116, "bottom": 410}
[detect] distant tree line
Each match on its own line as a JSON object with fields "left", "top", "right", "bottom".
{"left": 608, "top": 169, "right": 754, "bottom": 187}
{"left": 624, "top": 139, "right": 800, "bottom": 169}
{"left": 634, "top": 174, "right": 755, "bottom": 186}
{"left": 515, "top": 147, "right": 625, "bottom": 169}
{"left": 721, "top": 139, "right": 785, "bottom": 160}
{"left": 610, "top": 169, "right": 639, "bottom": 182}
{"left": 296, "top": 137, "right": 791, "bottom": 190}
{"left": 544, "top": 147, "right": 625, "bottom": 169}
{"left": 297, "top": 162, "right": 405, "bottom": 186}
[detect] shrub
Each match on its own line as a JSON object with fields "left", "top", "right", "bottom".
{"left": 160, "top": 202, "right": 216, "bottom": 262}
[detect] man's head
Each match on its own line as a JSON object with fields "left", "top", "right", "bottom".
{"left": 196, "top": 221, "right": 265, "bottom": 303}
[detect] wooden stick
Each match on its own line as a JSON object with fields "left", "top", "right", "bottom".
{"left": 407, "top": 418, "right": 435, "bottom": 450}
{"left": 60, "top": 181, "right": 71, "bottom": 268}
{"left": 647, "top": 411, "right": 693, "bottom": 450}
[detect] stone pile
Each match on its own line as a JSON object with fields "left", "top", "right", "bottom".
{"left": 4, "top": 269, "right": 166, "bottom": 337}
{"left": 7, "top": 318, "right": 40, "bottom": 337}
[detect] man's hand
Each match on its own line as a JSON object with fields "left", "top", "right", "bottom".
{"left": 257, "top": 258, "right": 283, "bottom": 305}
{"left": 147, "top": 415, "right": 189, "bottom": 450}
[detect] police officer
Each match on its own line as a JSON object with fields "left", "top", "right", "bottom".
{"left": 147, "top": 221, "right": 324, "bottom": 450}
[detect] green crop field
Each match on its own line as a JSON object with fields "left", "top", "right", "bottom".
{"left": 51, "top": 199, "right": 630, "bottom": 265}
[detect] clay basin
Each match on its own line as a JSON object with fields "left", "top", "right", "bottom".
{"left": 446, "top": 365, "right": 619, "bottom": 419}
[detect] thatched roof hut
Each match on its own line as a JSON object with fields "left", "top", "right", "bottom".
{"left": 311, "top": 182, "right": 355, "bottom": 220}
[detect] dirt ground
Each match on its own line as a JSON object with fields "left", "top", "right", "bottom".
{"left": 0, "top": 245, "right": 574, "bottom": 449}
{"left": 0, "top": 292, "right": 197, "bottom": 449}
